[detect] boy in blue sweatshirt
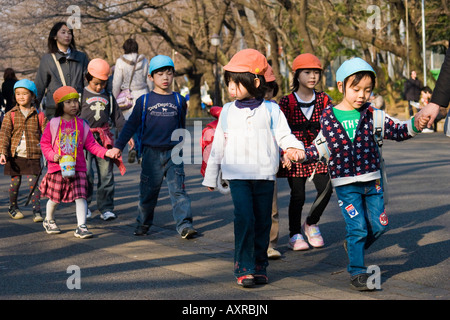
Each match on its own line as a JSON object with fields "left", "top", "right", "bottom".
{"left": 110, "top": 55, "right": 197, "bottom": 239}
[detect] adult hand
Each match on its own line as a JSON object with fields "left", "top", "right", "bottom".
{"left": 415, "top": 102, "right": 441, "bottom": 130}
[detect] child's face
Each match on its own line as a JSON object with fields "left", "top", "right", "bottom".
{"left": 227, "top": 79, "right": 252, "bottom": 100}
{"left": 15, "top": 88, "right": 33, "bottom": 108}
{"left": 297, "top": 69, "right": 320, "bottom": 89}
{"left": 264, "top": 88, "right": 275, "bottom": 100}
{"left": 88, "top": 77, "right": 107, "bottom": 93}
{"left": 63, "top": 98, "right": 79, "bottom": 117}
{"left": 150, "top": 69, "right": 174, "bottom": 93}
{"left": 340, "top": 75, "right": 373, "bottom": 110}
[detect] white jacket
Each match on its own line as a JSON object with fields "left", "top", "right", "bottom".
{"left": 202, "top": 101, "right": 304, "bottom": 188}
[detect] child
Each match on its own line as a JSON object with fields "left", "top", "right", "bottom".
{"left": 0, "top": 79, "right": 48, "bottom": 222}
{"left": 39, "top": 86, "right": 117, "bottom": 239}
{"left": 202, "top": 49, "right": 305, "bottom": 287}
{"left": 303, "top": 57, "right": 428, "bottom": 291}
{"left": 277, "top": 53, "right": 333, "bottom": 250}
{"left": 80, "top": 58, "right": 128, "bottom": 221}
{"left": 109, "top": 55, "right": 197, "bottom": 239}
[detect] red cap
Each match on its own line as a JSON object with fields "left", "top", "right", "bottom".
{"left": 292, "top": 53, "right": 322, "bottom": 71}
{"left": 53, "top": 86, "right": 79, "bottom": 104}
{"left": 264, "top": 65, "right": 276, "bottom": 82}
{"left": 223, "top": 49, "right": 268, "bottom": 76}
{"left": 88, "top": 58, "right": 110, "bottom": 81}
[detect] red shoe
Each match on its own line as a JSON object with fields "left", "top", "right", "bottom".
{"left": 236, "top": 275, "right": 255, "bottom": 287}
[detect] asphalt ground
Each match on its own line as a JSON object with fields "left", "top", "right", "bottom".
{"left": 0, "top": 123, "right": 448, "bottom": 314}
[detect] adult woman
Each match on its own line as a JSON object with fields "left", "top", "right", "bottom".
{"left": 112, "top": 38, "right": 152, "bottom": 162}
{"left": 35, "top": 22, "right": 89, "bottom": 119}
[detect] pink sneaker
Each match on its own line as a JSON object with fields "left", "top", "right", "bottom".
{"left": 288, "top": 234, "right": 309, "bottom": 251}
{"left": 303, "top": 222, "right": 324, "bottom": 248}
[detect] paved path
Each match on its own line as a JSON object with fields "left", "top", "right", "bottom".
{"left": 0, "top": 126, "right": 449, "bottom": 307}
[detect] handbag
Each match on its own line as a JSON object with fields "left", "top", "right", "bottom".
{"left": 117, "top": 56, "right": 138, "bottom": 110}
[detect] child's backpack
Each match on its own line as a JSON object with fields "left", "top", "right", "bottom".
{"left": 11, "top": 109, "right": 46, "bottom": 132}
{"left": 312, "top": 107, "right": 388, "bottom": 203}
{"left": 200, "top": 106, "right": 222, "bottom": 177}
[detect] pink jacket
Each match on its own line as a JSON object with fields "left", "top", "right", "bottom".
{"left": 40, "top": 117, "right": 107, "bottom": 174}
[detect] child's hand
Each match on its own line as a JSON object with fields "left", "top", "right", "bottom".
{"left": 0, "top": 154, "right": 6, "bottom": 165}
{"left": 419, "top": 116, "right": 431, "bottom": 131}
{"left": 281, "top": 153, "right": 292, "bottom": 170}
{"left": 285, "top": 148, "right": 305, "bottom": 163}
{"left": 207, "top": 187, "right": 215, "bottom": 192}
{"left": 106, "top": 148, "right": 121, "bottom": 159}
{"left": 128, "top": 138, "right": 135, "bottom": 150}
{"left": 53, "top": 154, "right": 62, "bottom": 162}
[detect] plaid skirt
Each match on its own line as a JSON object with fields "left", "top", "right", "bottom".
{"left": 39, "top": 171, "right": 88, "bottom": 203}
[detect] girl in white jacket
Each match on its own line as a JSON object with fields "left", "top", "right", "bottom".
{"left": 202, "top": 49, "right": 305, "bottom": 287}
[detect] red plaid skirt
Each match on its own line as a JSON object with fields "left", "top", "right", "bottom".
{"left": 39, "top": 171, "right": 88, "bottom": 203}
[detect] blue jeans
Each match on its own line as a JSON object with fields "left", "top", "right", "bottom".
{"left": 86, "top": 151, "right": 115, "bottom": 213}
{"left": 229, "top": 180, "right": 274, "bottom": 278}
{"left": 138, "top": 146, "right": 193, "bottom": 234}
{"left": 335, "top": 180, "right": 389, "bottom": 276}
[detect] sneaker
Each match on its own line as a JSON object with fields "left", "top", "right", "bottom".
{"left": 288, "top": 234, "right": 309, "bottom": 251}
{"left": 43, "top": 219, "right": 61, "bottom": 234}
{"left": 134, "top": 224, "right": 150, "bottom": 236}
{"left": 100, "top": 211, "right": 116, "bottom": 221}
{"left": 86, "top": 209, "right": 92, "bottom": 219}
{"left": 350, "top": 273, "right": 375, "bottom": 291}
{"left": 254, "top": 274, "right": 269, "bottom": 285}
{"left": 8, "top": 206, "right": 24, "bottom": 219}
{"left": 33, "top": 211, "right": 44, "bottom": 223}
{"left": 181, "top": 226, "right": 198, "bottom": 239}
{"left": 74, "top": 224, "right": 93, "bottom": 239}
{"left": 267, "top": 247, "right": 281, "bottom": 259}
{"left": 303, "top": 222, "right": 324, "bottom": 248}
{"left": 236, "top": 275, "right": 255, "bottom": 288}
{"left": 128, "top": 149, "right": 137, "bottom": 163}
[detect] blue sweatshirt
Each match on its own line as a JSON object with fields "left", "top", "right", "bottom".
{"left": 114, "top": 91, "right": 187, "bottom": 150}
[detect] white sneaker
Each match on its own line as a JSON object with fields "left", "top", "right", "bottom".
{"left": 267, "top": 247, "right": 281, "bottom": 259}
{"left": 288, "top": 234, "right": 309, "bottom": 251}
{"left": 86, "top": 209, "right": 92, "bottom": 219}
{"left": 100, "top": 211, "right": 116, "bottom": 221}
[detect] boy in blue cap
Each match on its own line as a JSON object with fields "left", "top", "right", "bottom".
{"left": 110, "top": 55, "right": 197, "bottom": 239}
{"left": 302, "top": 57, "right": 429, "bottom": 291}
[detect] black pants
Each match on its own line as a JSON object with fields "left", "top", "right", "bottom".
{"left": 287, "top": 173, "right": 332, "bottom": 237}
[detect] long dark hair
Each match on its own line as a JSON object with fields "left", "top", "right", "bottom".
{"left": 47, "top": 22, "right": 77, "bottom": 53}
{"left": 291, "top": 69, "right": 322, "bottom": 92}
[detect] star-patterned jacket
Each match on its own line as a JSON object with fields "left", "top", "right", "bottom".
{"left": 304, "top": 103, "right": 418, "bottom": 187}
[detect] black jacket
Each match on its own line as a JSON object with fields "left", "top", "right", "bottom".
{"left": 431, "top": 43, "right": 450, "bottom": 108}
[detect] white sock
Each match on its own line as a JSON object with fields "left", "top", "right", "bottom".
{"left": 45, "top": 199, "right": 58, "bottom": 221}
{"left": 75, "top": 198, "right": 87, "bottom": 226}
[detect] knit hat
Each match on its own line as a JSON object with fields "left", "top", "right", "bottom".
{"left": 336, "top": 57, "right": 376, "bottom": 83}
{"left": 87, "top": 58, "right": 110, "bottom": 81}
{"left": 13, "top": 79, "right": 38, "bottom": 97}
{"left": 223, "top": 49, "right": 268, "bottom": 76}
{"left": 53, "top": 86, "right": 79, "bottom": 104}
{"left": 264, "top": 65, "right": 276, "bottom": 82}
{"left": 292, "top": 53, "right": 322, "bottom": 71}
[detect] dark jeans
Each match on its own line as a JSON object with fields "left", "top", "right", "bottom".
{"left": 229, "top": 179, "right": 274, "bottom": 277}
{"left": 287, "top": 173, "right": 332, "bottom": 237}
{"left": 137, "top": 146, "right": 193, "bottom": 235}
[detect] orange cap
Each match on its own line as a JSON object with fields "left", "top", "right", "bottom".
{"left": 223, "top": 49, "right": 268, "bottom": 76}
{"left": 53, "top": 86, "right": 79, "bottom": 104}
{"left": 264, "top": 65, "right": 276, "bottom": 82}
{"left": 87, "top": 58, "right": 110, "bottom": 81}
{"left": 292, "top": 53, "right": 322, "bottom": 71}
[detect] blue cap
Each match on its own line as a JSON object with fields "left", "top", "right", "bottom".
{"left": 13, "top": 79, "right": 38, "bottom": 97}
{"left": 336, "top": 58, "right": 376, "bottom": 83}
{"left": 148, "top": 55, "right": 175, "bottom": 75}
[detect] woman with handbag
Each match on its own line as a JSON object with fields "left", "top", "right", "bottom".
{"left": 35, "top": 22, "right": 89, "bottom": 119}
{"left": 112, "top": 38, "right": 152, "bottom": 163}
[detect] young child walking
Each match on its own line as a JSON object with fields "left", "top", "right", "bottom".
{"left": 109, "top": 55, "right": 197, "bottom": 239}
{"left": 202, "top": 49, "right": 305, "bottom": 287}
{"left": 39, "top": 86, "right": 117, "bottom": 239}
{"left": 303, "top": 57, "right": 428, "bottom": 290}
{"left": 0, "top": 79, "right": 48, "bottom": 222}
{"left": 80, "top": 58, "right": 127, "bottom": 221}
{"left": 277, "top": 53, "right": 333, "bottom": 250}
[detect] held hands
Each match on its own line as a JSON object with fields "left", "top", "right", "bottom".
{"left": 53, "top": 154, "right": 62, "bottom": 162}
{"left": 285, "top": 148, "right": 305, "bottom": 163}
{"left": 418, "top": 116, "right": 431, "bottom": 131}
{"left": 281, "top": 152, "right": 292, "bottom": 170}
{"left": 106, "top": 148, "right": 122, "bottom": 159}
